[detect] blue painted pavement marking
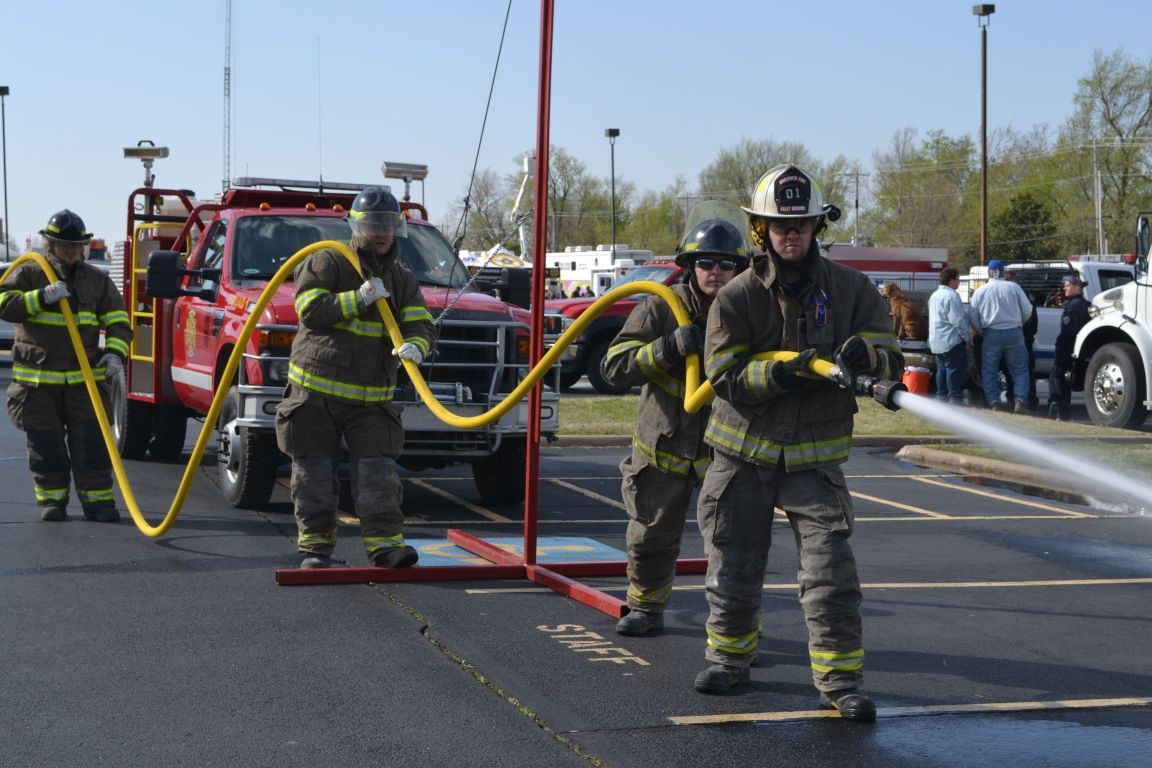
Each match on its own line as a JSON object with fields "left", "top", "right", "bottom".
{"left": 411, "top": 536, "right": 626, "bottom": 567}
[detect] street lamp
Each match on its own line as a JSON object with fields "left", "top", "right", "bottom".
{"left": 605, "top": 128, "right": 620, "bottom": 260}
{"left": 973, "top": 4, "right": 994, "bottom": 265}
{"left": 1, "top": 85, "right": 9, "bottom": 260}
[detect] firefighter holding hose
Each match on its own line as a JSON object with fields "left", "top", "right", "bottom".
{"left": 694, "top": 166, "right": 902, "bottom": 721}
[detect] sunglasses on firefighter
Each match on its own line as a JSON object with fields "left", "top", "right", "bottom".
{"left": 695, "top": 257, "right": 738, "bottom": 272}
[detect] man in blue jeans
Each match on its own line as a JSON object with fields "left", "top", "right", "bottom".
{"left": 927, "top": 267, "right": 970, "bottom": 406}
{"left": 969, "top": 259, "right": 1033, "bottom": 412}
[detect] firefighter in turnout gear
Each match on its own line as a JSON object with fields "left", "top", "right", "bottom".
{"left": 601, "top": 202, "right": 750, "bottom": 637}
{"left": 274, "top": 187, "right": 436, "bottom": 569}
{"left": 694, "top": 166, "right": 902, "bottom": 722}
{"left": 1, "top": 210, "right": 132, "bottom": 522}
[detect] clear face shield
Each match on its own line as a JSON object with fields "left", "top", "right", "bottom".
{"left": 45, "top": 236, "right": 91, "bottom": 264}
{"left": 348, "top": 210, "right": 408, "bottom": 240}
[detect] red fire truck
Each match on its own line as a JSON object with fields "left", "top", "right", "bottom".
{"left": 111, "top": 174, "right": 559, "bottom": 508}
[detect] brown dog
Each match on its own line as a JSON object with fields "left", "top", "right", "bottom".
{"left": 880, "top": 283, "right": 928, "bottom": 341}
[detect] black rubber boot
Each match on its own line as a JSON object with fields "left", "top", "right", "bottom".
{"left": 83, "top": 507, "right": 121, "bottom": 523}
{"left": 373, "top": 545, "right": 418, "bottom": 569}
{"left": 615, "top": 610, "right": 664, "bottom": 637}
{"left": 40, "top": 506, "right": 68, "bottom": 522}
{"left": 693, "top": 664, "right": 750, "bottom": 694}
{"left": 299, "top": 553, "right": 332, "bottom": 569}
{"left": 819, "top": 689, "right": 877, "bottom": 722}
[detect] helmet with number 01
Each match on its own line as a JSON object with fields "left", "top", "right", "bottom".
{"left": 742, "top": 164, "right": 825, "bottom": 219}
{"left": 348, "top": 186, "right": 407, "bottom": 239}
{"left": 39, "top": 209, "right": 93, "bottom": 244}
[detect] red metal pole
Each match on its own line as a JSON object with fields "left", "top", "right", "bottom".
{"left": 524, "top": 0, "right": 555, "bottom": 567}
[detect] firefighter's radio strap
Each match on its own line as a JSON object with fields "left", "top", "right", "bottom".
{"left": 2, "top": 246, "right": 833, "bottom": 539}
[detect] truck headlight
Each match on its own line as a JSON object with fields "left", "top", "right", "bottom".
{"left": 264, "top": 359, "right": 290, "bottom": 385}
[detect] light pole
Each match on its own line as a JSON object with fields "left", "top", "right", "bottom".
{"left": 973, "top": 4, "right": 994, "bottom": 266}
{"left": 605, "top": 128, "right": 619, "bottom": 260}
{"left": 1, "top": 85, "right": 9, "bottom": 260}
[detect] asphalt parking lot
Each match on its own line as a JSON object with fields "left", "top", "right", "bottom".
{"left": 3, "top": 354, "right": 1152, "bottom": 766}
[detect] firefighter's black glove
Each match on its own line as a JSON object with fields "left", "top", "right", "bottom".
{"left": 663, "top": 325, "right": 703, "bottom": 360}
{"left": 770, "top": 348, "right": 820, "bottom": 391}
{"left": 834, "top": 337, "right": 878, "bottom": 378}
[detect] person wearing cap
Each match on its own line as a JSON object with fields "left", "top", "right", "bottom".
{"left": 969, "top": 259, "right": 1034, "bottom": 412}
{"left": 275, "top": 187, "right": 436, "bottom": 570}
{"left": 0, "top": 210, "right": 132, "bottom": 522}
{"left": 600, "top": 203, "right": 750, "bottom": 638}
{"left": 1048, "top": 274, "right": 1091, "bottom": 420}
{"left": 692, "top": 165, "right": 902, "bottom": 722}
{"left": 928, "top": 267, "right": 970, "bottom": 406}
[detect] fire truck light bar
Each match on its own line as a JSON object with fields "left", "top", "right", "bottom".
{"left": 232, "top": 177, "right": 386, "bottom": 193}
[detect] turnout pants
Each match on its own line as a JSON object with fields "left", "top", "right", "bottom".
{"left": 696, "top": 450, "right": 864, "bottom": 693}
{"left": 619, "top": 450, "right": 701, "bottom": 613}
{"left": 275, "top": 388, "right": 405, "bottom": 560}
{"left": 5, "top": 382, "right": 115, "bottom": 514}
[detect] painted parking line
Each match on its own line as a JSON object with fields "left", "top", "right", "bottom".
{"left": 413, "top": 536, "right": 626, "bottom": 566}
{"left": 407, "top": 479, "right": 513, "bottom": 523}
{"left": 466, "top": 576, "right": 1152, "bottom": 595}
{"left": 546, "top": 478, "right": 627, "bottom": 511}
{"left": 667, "top": 697, "right": 1152, "bottom": 725}
{"left": 850, "top": 491, "right": 950, "bottom": 518}
{"left": 913, "top": 475, "right": 1093, "bottom": 516}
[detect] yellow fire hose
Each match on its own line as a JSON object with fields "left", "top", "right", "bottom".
{"left": 2, "top": 242, "right": 832, "bottom": 538}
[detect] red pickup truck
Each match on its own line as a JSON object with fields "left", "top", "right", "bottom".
{"left": 545, "top": 261, "right": 685, "bottom": 394}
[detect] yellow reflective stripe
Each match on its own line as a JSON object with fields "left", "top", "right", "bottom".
{"left": 79, "top": 488, "right": 115, "bottom": 502}
{"left": 747, "top": 359, "right": 779, "bottom": 399}
{"left": 339, "top": 290, "right": 358, "bottom": 319}
{"left": 705, "top": 418, "right": 850, "bottom": 469}
{"left": 100, "top": 310, "right": 129, "bottom": 325}
{"left": 24, "top": 289, "right": 42, "bottom": 314}
{"left": 25, "top": 312, "right": 99, "bottom": 328}
{"left": 400, "top": 306, "right": 433, "bottom": 323}
{"left": 810, "top": 647, "right": 864, "bottom": 673}
{"left": 633, "top": 436, "right": 692, "bottom": 476}
{"left": 706, "top": 627, "right": 759, "bottom": 656}
{"left": 627, "top": 582, "right": 672, "bottom": 608}
{"left": 288, "top": 362, "right": 395, "bottom": 403}
{"left": 35, "top": 486, "right": 69, "bottom": 502}
{"left": 297, "top": 531, "right": 337, "bottom": 548}
{"left": 363, "top": 534, "right": 406, "bottom": 556}
{"left": 635, "top": 342, "right": 686, "bottom": 398}
{"left": 332, "top": 318, "right": 387, "bottom": 338}
{"left": 605, "top": 339, "right": 644, "bottom": 364}
{"left": 295, "top": 288, "right": 330, "bottom": 314}
{"left": 12, "top": 366, "right": 93, "bottom": 386}
{"left": 105, "top": 337, "right": 129, "bottom": 357}
{"left": 405, "top": 336, "right": 430, "bottom": 356}
{"left": 705, "top": 344, "right": 749, "bottom": 379}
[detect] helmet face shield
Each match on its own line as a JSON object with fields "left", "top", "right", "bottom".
{"left": 348, "top": 209, "right": 408, "bottom": 239}
{"left": 675, "top": 201, "right": 751, "bottom": 271}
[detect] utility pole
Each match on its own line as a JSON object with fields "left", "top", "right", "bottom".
{"left": 222, "top": 0, "right": 232, "bottom": 192}
{"left": 1093, "top": 142, "right": 1105, "bottom": 255}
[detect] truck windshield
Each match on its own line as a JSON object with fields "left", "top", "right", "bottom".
{"left": 232, "top": 215, "right": 471, "bottom": 288}
{"left": 611, "top": 265, "right": 680, "bottom": 297}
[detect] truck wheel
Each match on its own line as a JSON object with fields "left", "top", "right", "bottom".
{"left": 559, "top": 369, "right": 583, "bottom": 390}
{"left": 109, "top": 367, "right": 152, "bottom": 460}
{"left": 216, "top": 387, "right": 281, "bottom": 509}
{"left": 149, "top": 404, "right": 189, "bottom": 462}
{"left": 471, "top": 437, "right": 526, "bottom": 505}
{"left": 1085, "top": 343, "right": 1148, "bottom": 429}
{"left": 585, "top": 338, "right": 630, "bottom": 395}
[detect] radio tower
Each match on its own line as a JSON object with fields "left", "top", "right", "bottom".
{"left": 222, "top": 0, "right": 232, "bottom": 192}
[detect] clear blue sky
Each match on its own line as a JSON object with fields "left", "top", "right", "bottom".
{"left": 2, "top": 0, "right": 1150, "bottom": 252}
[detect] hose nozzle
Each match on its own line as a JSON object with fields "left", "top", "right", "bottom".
{"left": 828, "top": 364, "right": 906, "bottom": 411}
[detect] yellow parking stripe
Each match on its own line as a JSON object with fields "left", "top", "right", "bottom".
{"left": 407, "top": 479, "right": 513, "bottom": 523}
{"left": 913, "top": 476, "right": 1093, "bottom": 517}
{"left": 547, "top": 478, "right": 627, "bottom": 511}
{"left": 850, "top": 491, "right": 950, "bottom": 518}
{"left": 669, "top": 697, "right": 1152, "bottom": 725}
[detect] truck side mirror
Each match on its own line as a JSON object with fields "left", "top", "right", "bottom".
{"left": 145, "top": 251, "right": 223, "bottom": 301}
{"left": 145, "top": 250, "right": 186, "bottom": 298}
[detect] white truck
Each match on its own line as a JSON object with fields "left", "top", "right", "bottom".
{"left": 1070, "top": 217, "right": 1152, "bottom": 428}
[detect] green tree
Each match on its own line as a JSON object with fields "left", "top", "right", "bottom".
{"left": 989, "top": 191, "right": 1060, "bottom": 263}
{"left": 622, "top": 176, "right": 689, "bottom": 256}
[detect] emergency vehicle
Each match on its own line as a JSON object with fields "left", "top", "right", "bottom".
{"left": 545, "top": 244, "right": 655, "bottom": 298}
{"left": 111, "top": 172, "right": 559, "bottom": 508}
